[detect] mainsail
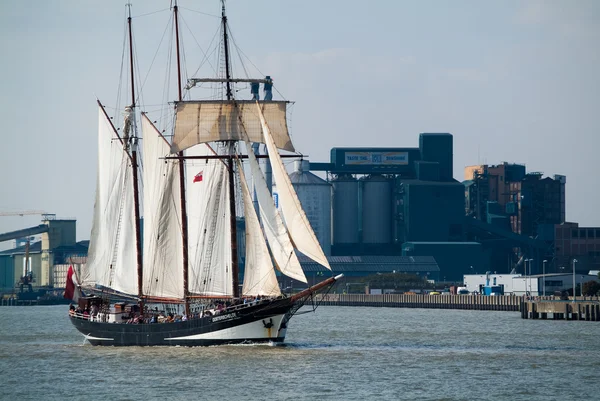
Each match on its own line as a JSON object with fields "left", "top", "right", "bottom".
{"left": 171, "top": 101, "right": 294, "bottom": 153}
{"left": 238, "top": 160, "right": 281, "bottom": 297}
{"left": 257, "top": 103, "right": 332, "bottom": 270}
{"left": 81, "top": 106, "right": 138, "bottom": 295}
{"left": 140, "top": 114, "right": 183, "bottom": 299}
{"left": 245, "top": 140, "right": 308, "bottom": 283}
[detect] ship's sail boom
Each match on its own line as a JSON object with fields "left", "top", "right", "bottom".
{"left": 172, "top": 100, "right": 294, "bottom": 153}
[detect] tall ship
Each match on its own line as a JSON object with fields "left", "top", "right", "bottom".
{"left": 66, "top": 1, "right": 341, "bottom": 346}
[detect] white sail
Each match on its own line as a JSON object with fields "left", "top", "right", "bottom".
{"left": 257, "top": 103, "right": 331, "bottom": 270}
{"left": 141, "top": 114, "right": 183, "bottom": 299}
{"left": 81, "top": 105, "right": 139, "bottom": 295}
{"left": 172, "top": 101, "right": 294, "bottom": 153}
{"left": 246, "top": 141, "right": 307, "bottom": 283}
{"left": 186, "top": 146, "right": 233, "bottom": 297}
{"left": 238, "top": 160, "right": 281, "bottom": 297}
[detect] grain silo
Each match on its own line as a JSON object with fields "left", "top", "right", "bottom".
{"left": 332, "top": 175, "right": 360, "bottom": 246}
{"left": 289, "top": 160, "right": 332, "bottom": 256}
{"left": 361, "top": 175, "right": 393, "bottom": 244}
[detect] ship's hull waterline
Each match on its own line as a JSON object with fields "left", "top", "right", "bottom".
{"left": 70, "top": 298, "right": 293, "bottom": 347}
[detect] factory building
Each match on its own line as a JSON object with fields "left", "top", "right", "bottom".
{"left": 463, "top": 272, "right": 598, "bottom": 296}
{"left": 0, "top": 217, "right": 88, "bottom": 294}
{"left": 298, "top": 254, "right": 440, "bottom": 287}
{"left": 538, "top": 222, "right": 600, "bottom": 274}
{"left": 402, "top": 242, "right": 485, "bottom": 281}
{"left": 509, "top": 173, "right": 566, "bottom": 236}
{"left": 287, "top": 160, "right": 332, "bottom": 256}
{"left": 464, "top": 163, "right": 566, "bottom": 237}
{"left": 462, "top": 163, "right": 569, "bottom": 276}
{"left": 300, "top": 133, "right": 475, "bottom": 281}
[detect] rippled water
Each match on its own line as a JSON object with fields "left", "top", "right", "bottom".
{"left": 1, "top": 305, "right": 598, "bottom": 400}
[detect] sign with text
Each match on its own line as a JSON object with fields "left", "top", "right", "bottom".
{"left": 344, "top": 151, "right": 409, "bottom": 166}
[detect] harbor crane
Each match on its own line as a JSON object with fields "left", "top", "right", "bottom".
{"left": 0, "top": 210, "right": 55, "bottom": 220}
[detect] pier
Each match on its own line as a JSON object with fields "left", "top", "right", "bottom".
{"left": 521, "top": 298, "right": 600, "bottom": 321}
{"left": 316, "top": 293, "right": 523, "bottom": 311}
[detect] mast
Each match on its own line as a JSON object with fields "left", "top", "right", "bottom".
{"left": 127, "top": 4, "right": 144, "bottom": 311}
{"left": 222, "top": 1, "right": 240, "bottom": 298}
{"left": 222, "top": 1, "right": 233, "bottom": 100}
{"left": 174, "top": 1, "right": 191, "bottom": 315}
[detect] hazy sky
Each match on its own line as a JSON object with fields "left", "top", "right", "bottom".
{"left": 0, "top": 0, "right": 599, "bottom": 244}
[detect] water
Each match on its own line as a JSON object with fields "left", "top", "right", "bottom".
{"left": 0, "top": 305, "right": 598, "bottom": 400}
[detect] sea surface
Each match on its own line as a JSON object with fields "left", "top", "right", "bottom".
{"left": 0, "top": 305, "right": 598, "bottom": 401}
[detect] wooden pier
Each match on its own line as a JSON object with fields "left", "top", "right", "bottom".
{"left": 315, "top": 293, "right": 523, "bottom": 311}
{"left": 521, "top": 298, "right": 600, "bottom": 321}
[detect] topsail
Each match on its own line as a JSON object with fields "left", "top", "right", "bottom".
{"left": 171, "top": 101, "right": 294, "bottom": 153}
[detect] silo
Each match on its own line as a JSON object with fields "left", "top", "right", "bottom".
{"left": 332, "top": 176, "right": 359, "bottom": 245}
{"left": 361, "top": 175, "right": 392, "bottom": 244}
{"left": 289, "top": 161, "right": 332, "bottom": 256}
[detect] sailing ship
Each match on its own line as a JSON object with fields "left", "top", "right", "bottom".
{"left": 67, "top": 2, "right": 342, "bottom": 346}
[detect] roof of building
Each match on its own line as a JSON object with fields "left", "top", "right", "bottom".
{"left": 404, "top": 241, "right": 481, "bottom": 246}
{"left": 289, "top": 171, "right": 330, "bottom": 185}
{"left": 402, "top": 179, "right": 463, "bottom": 186}
{"left": 0, "top": 240, "right": 89, "bottom": 256}
{"left": 0, "top": 241, "right": 42, "bottom": 255}
{"left": 298, "top": 254, "right": 440, "bottom": 273}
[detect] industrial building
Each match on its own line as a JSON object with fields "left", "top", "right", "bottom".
{"left": 298, "top": 254, "right": 440, "bottom": 286}
{"left": 464, "top": 162, "right": 566, "bottom": 237}
{"left": 463, "top": 163, "right": 570, "bottom": 277}
{"left": 545, "top": 222, "right": 600, "bottom": 273}
{"left": 3, "top": 134, "right": 593, "bottom": 291}
{"left": 293, "top": 133, "right": 475, "bottom": 281}
{"left": 0, "top": 215, "right": 88, "bottom": 295}
{"left": 463, "top": 272, "right": 598, "bottom": 296}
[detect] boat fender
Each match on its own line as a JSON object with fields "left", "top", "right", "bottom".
{"left": 262, "top": 318, "right": 274, "bottom": 329}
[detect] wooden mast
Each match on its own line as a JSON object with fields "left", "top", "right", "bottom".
{"left": 222, "top": 0, "right": 240, "bottom": 298}
{"left": 126, "top": 4, "right": 145, "bottom": 312}
{"left": 174, "top": 1, "right": 191, "bottom": 316}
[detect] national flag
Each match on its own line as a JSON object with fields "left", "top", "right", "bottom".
{"left": 63, "top": 265, "right": 83, "bottom": 302}
{"left": 193, "top": 171, "right": 203, "bottom": 183}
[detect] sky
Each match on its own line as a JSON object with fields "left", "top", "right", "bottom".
{"left": 0, "top": 0, "right": 599, "bottom": 245}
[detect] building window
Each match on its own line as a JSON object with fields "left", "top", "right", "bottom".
{"left": 572, "top": 230, "right": 578, "bottom": 238}
{"left": 588, "top": 229, "right": 595, "bottom": 239}
{"left": 580, "top": 229, "right": 587, "bottom": 239}
{"left": 545, "top": 280, "right": 563, "bottom": 287}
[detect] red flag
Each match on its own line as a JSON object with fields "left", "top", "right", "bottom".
{"left": 63, "top": 265, "right": 83, "bottom": 302}
{"left": 193, "top": 171, "right": 203, "bottom": 183}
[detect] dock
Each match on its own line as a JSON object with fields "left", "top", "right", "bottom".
{"left": 315, "top": 293, "right": 522, "bottom": 311}
{"left": 521, "top": 298, "right": 600, "bottom": 321}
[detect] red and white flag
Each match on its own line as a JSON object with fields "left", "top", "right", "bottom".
{"left": 193, "top": 171, "right": 203, "bottom": 183}
{"left": 63, "top": 265, "right": 83, "bottom": 302}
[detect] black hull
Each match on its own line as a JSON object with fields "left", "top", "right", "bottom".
{"left": 70, "top": 298, "right": 294, "bottom": 346}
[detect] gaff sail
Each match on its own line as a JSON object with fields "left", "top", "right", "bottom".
{"left": 81, "top": 105, "right": 138, "bottom": 296}
{"left": 140, "top": 114, "right": 184, "bottom": 299}
{"left": 186, "top": 145, "right": 233, "bottom": 297}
